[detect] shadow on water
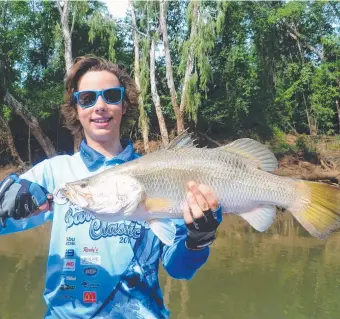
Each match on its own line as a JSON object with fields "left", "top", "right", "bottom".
{"left": 2, "top": 213, "right": 340, "bottom": 318}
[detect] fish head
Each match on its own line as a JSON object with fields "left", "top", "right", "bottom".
{"left": 60, "top": 174, "right": 145, "bottom": 218}
{"left": 63, "top": 178, "right": 95, "bottom": 209}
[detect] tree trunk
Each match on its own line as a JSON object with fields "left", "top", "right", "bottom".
{"left": 28, "top": 126, "right": 31, "bottom": 166}
{"left": 0, "top": 115, "right": 26, "bottom": 167}
{"left": 150, "top": 37, "right": 169, "bottom": 146}
{"left": 58, "top": 0, "right": 81, "bottom": 152}
{"left": 57, "top": 0, "right": 73, "bottom": 74}
{"left": 4, "top": 91, "right": 56, "bottom": 157}
{"left": 159, "top": 0, "right": 183, "bottom": 133}
{"left": 336, "top": 79, "right": 340, "bottom": 134}
{"left": 179, "top": 1, "right": 199, "bottom": 128}
{"left": 129, "top": 0, "right": 150, "bottom": 153}
{"left": 302, "top": 91, "right": 317, "bottom": 135}
{"left": 285, "top": 22, "right": 323, "bottom": 60}
{"left": 336, "top": 98, "right": 340, "bottom": 134}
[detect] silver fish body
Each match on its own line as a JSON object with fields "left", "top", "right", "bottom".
{"left": 55, "top": 133, "right": 340, "bottom": 244}
{"left": 107, "top": 147, "right": 296, "bottom": 217}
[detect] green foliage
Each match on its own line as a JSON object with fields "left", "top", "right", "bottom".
{"left": 88, "top": 11, "right": 117, "bottom": 62}
{"left": 0, "top": 0, "right": 339, "bottom": 160}
{"left": 296, "top": 134, "right": 318, "bottom": 157}
{"left": 179, "top": 0, "right": 229, "bottom": 125}
{"left": 1, "top": 105, "right": 12, "bottom": 121}
{"left": 268, "top": 127, "right": 297, "bottom": 157}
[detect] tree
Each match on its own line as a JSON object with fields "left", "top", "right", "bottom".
{"left": 57, "top": 0, "right": 73, "bottom": 73}
{"left": 159, "top": 0, "right": 182, "bottom": 132}
{"left": 128, "top": 0, "right": 169, "bottom": 146}
{"left": 0, "top": 1, "right": 56, "bottom": 159}
{"left": 129, "top": 0, "right": 150, "bottom": 152}
{"left": 150, "top": 34, "right": 169, "bottom": 146}
{"left": 0, "top": 111, "right": 25, "bottom": 167}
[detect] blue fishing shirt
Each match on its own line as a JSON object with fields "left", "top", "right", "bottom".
{"left": 0, "top": 140, "right": 210, "bottom": 319}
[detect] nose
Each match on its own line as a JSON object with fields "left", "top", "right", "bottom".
{"left": 93, "top": 95, "right": 108, "bottom": 112}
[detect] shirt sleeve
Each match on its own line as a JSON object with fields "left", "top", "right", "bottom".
{"left": 161, "top": 219, "right": 209, "bottom": 280}
{"left": 0, "top": 159, "right": 54, "bottom": 236}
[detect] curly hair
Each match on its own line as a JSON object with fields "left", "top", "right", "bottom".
{"left": 61, "top": 55, "right": 139, "bottom": 137}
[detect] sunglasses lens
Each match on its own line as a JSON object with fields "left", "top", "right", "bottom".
{"left": 104, "top": 88, "right": 122, "bottom": 104}
{"left": 78, "top": 91, "right": 97, "bottom": 107}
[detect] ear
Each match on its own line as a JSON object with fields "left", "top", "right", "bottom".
{"left": 122, "top": 104, "right": 127, "bottom": 115}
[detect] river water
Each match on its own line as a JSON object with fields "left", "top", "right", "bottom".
{"left": 1, "top": 215, "right": 340, "bottom": 319}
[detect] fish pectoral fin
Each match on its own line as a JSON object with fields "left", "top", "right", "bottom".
{"left": 222, "top": 139, "right": 278, "bottom": 172}
{"left": 144, "top": 198, "right": 173, "bottom": 213}
{"left": 148, "top": 219, "right": 176, "bottom": 245}
{"left": 239, "top": 205, "right": 276, "bottom": 232}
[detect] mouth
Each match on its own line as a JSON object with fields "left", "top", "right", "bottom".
{"left": 68, "top": 186, "right": 91, "bottom": 208}
{"left": 53, "top": 187, "right": 70, "bottom": 205}
{"left": 90, "top": 117, "right": 113, "bottom": 124}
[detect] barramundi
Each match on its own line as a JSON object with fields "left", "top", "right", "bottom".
{"left": 54, "top": 133, "right": 340, "bottom": 245}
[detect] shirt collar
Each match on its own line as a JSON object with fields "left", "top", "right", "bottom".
{"left": 80, "top": 139, "right": 135, "bottom": 170}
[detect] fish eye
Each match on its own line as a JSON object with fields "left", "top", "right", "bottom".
{"left": 80, "top": 182, "right": 87, "bottom": 188}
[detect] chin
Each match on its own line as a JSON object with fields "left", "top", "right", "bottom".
{"left": 93, "top": 134, "right": 116, "bottom": 142}
{"left": 90, "top": 131, "right": 118, "bottom": 141}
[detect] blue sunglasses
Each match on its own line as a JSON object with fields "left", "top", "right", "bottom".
{"left": 73, "top": 87, "right": 125, "bottom": 108}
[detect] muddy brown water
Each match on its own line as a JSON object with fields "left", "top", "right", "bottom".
{"left": 1, "top": 215, "right": 340, "bottom": 319}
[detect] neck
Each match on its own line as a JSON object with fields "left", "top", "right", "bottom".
{"left": 86, "top": 138, "right": 123, "bottom": 158}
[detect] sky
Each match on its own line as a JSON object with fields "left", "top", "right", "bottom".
{"left": 102, "top": 0, "right": 129, "bottom": 18}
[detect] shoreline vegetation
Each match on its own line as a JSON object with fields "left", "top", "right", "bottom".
{"left": 3, "top": 131, "right": 340, "bottom": 183}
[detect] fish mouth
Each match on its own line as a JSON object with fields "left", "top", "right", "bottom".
{"left": 53, "top": 184, "right": 91, "bottom": 208}
{"left": 66, "top": 185, "right": 92, "bottom": 208}
{"left": 53, "top": 186, "right": 70, "bottom": 205}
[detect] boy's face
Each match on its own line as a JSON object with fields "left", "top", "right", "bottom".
{"left": 76, "top": 70, "right": 125, "bottom": 146}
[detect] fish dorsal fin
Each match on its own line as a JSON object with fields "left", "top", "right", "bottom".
{"left": 165, "top": 130, "right": 197, "bottom": 150}
{"left": 222, "top": 138, "right": 278, "bottom": 172}
{"left": 239, "top": 205, "right": 277, "bottom": 232}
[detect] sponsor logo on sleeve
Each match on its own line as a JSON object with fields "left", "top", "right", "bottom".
{"left": 62, "top": 274, "right": 76, "bottom": 281}
{"left": 83, "top": 247, "right": 99, "bottom": 253}
{"left": 60, "top": 284, "right": 76, "bottom": 291}
{"left": 80, "top": 255, "right": 101, "bottom": 266}
{"left": 81, "top": 281, "right": 100, "bottom": 289}
{"left": 84, "top": 267, "right": 98, "bottom": 276}
{"left": 63, "top": 259, "right": 76, "bottom": 271}
{"left": 65, "top": 249, "right": 75, "bottom": 257}
{"left": 66, "top": 237, "right": 76, "bottom": 246}
{"left": 83, "top": 291, "right": 97, "bottom": 303}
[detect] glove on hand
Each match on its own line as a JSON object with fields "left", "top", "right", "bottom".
{"left": 0, "top": 174, "right": 51, "bottom": 227}
{"left": 185, "top": 206, "right": 222, "bottom": 251}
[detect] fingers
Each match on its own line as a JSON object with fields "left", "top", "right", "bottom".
{"left": 188, "top": 181, "right": 209, "bottom": 211}
{"left": 32, "top": 194, "right": 53, "bottom": 216}
{"left": 183, "top": 181, "right": 219, "bottom": 224}
{"left": 183, "top": 202, "right": 193, "bottom": 224}
{"left": 197, "top": 184, "right": 219, "bottom": 211}
{"left": 30, "top": 183, "right": 49, "bottom": 206}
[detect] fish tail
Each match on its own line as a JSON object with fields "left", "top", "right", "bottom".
{"left": 289, "top": 181, "right": 340, "bottom": 238}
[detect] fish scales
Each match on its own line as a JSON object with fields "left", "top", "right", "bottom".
{"left": 108, "top": 147, "right": 297, "bottom": 216}
{"left": 54, "top": 133, "right": 340, "bottom": 244}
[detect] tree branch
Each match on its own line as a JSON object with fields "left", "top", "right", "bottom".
{"left": 284, "top": 22, "right": 323, "bottom": 60}
{"left": 118, "top": 21, "right": 150, "bottom": 38}
{"left": 56, "top": 0, "right": 63, "bottom": 16}
{"left": 70, "top": 8, "right": 76, "bottom": 35}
